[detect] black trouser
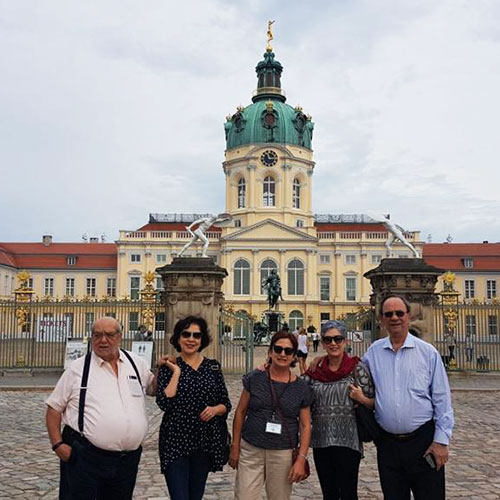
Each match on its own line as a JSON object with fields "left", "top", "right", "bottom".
{"left": 59, "top": 428, "right": 142, "bottom": 500}
{"left": 313, "top": 446, "right": 361, "bottom": 500}
{"left": 376, "top": 420, "right": 445, "bottom": 500}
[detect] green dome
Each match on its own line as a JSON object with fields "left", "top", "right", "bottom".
{"left": 224, "top": 51, "right": 314, "bottom": 151}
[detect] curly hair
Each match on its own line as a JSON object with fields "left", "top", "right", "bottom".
{"left": 170, "top": 316, "right": 211, "bottom": 353}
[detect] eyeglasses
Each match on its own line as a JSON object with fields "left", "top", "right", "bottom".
{"left": 383, "top": 310, "right": 406, "bottom": 319}
{"left": 92, "top": 332, "right": 120, "bottom": 340}
{"left": 180, "top": 330, "right": 203, "bottom": 340}
{"left": 272, "top": 345, "right": 296, "bottom": 356}
{"left": 322, "top": 335, "right": 345, "bottom": 345}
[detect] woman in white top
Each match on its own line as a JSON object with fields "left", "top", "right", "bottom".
{"left": 296, "top": 328, "right": 309, "bottom": 375}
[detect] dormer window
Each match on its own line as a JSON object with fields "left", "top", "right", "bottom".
{"left": 463, "top": 258, "right": 474, "bottom": 268}
{"left": 67, "top": 256, "right": 76, "bottom": 266}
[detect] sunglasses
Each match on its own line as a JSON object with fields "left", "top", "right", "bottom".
{"left": 180, "top": 330, "right": 203, "bottom": 339}
{"left": 272, "top": 345, "right": 296, "bottom": 356}
{"left": 322, "top": 335, "right": 345, "bottom": 345}
{"left": 383, "top": 310, "right": 406, "bottom": 319}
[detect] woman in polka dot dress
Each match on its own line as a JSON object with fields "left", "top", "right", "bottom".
{"left": 156, "top": 316, "right": 231, "bottom": 500}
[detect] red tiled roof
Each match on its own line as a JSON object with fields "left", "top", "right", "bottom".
{"left": 0, "top": 243, "right": 117, "bottom": 270}
{"left": 0, "top": 247, "right": 17, "bottom": 268}
{"left": 315, "top": 223, "right": 387, "bottom": 231}
{"left": 137, "top": 223, "right": 222, "bottom": 232}
{"left": 423, "top": 243, "right": 500, "bottom": 271}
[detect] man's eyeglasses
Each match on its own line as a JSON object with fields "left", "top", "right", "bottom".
{"left": 180, "top": 330, "right": 203, "bottom": 340}
{"left": 383, "top": 310, "right": 406, "bottom": 319}
{"left": 322, "top": 335, "right": 345, "bottom": 345}
{"left": 92, "top": 332, "right": 120, "bottom": 340}
{"left": 272, "top": 345, "right": 296, "bottom": 356}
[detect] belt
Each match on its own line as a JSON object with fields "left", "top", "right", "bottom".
{"left": 77, "top": 435, "right": 140, "bottom": 458}
{"left": 386, "top": 430, "right": 418, "bottom": 441}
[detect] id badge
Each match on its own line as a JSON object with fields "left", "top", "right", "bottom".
{"left": 265, "top": 422, "right": 282, "bottom": 434}
{"left": 127, "top": 375, "right": 143, "bottom": 397}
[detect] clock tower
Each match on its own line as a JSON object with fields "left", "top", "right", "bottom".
{"left": 222, "top": 42, "right": 315, "bottom": 233}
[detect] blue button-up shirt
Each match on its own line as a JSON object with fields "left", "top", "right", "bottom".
{"left": 362, "top": 333, "right": 454, "bottom": 445}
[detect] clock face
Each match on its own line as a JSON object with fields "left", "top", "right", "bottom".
{"left": 260, "top": 150, "right": 278, "bottom": 167}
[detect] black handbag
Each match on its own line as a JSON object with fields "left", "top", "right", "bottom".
{"left": 353, "top": 363, "right": 381, "bottom": 443}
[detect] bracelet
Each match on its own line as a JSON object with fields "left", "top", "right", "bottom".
{"left": 52, "top": 441, "right": 64, "bottom": 452}
{"left": 297, "top": 453, "right": 308, "bottom": 461}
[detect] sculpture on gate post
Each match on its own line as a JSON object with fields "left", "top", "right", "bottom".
{"left": 367, "top": 213, "right": 420, "bottom": 258}
{"left": 178, "top": 213, "right": 232, "bottom": 258}
{"left": 262, "top": 269, "right": 283, "bottom": 309}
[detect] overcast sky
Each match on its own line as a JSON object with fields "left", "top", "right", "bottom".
{"left": 1, "top": 0, "right": 499, "bottom": 244}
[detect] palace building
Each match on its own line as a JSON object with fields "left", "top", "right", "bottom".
{"left": 1, "top": 43, "right": 498, "bottom": 332}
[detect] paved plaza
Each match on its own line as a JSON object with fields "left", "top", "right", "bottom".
{"left": 1, "top": 374, "right": 500, "bottom": 499}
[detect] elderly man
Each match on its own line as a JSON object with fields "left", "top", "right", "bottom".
{"left": 46, "top": 317, "right": 162, "bottom": 500}
{"left": 363, "top": 295, "right": 454, "bottom": 500}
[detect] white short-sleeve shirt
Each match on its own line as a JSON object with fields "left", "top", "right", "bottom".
{"left": 46, "top": 350, "right": 154, "bottom": 451}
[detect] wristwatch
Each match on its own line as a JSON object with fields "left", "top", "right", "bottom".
{"left": 52, "top": 441, "right": 64, "bottom": 451}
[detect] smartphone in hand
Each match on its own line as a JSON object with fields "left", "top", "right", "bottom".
{"left": 424, "top": 453, "right": 436, "bottom": 469}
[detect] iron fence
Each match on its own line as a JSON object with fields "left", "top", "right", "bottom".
{"left": 219, "top": 309, "right": 254, "bottom": 374}
{"left": 0, "top": 298, "right": 166, "bottom": 370}
{"left": 434, "top": 301, "right": 500, "bottom": 372}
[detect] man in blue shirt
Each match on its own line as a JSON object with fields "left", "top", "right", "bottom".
{"left": 362, "top": 295, "right": 454, "bottom": 500}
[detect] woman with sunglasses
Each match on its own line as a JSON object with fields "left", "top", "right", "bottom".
{"left": 304, "top": 320, "right": 374, "bottom": 500}
{"left": 230, "top": 331, "right": 312, "bottom": 500}
{"left": 156, "top": 316, "right": 231, "bottom": 500}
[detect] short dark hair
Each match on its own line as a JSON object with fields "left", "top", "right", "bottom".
{"left": 170, "top": 316, "right": 211, "bottom": 353}
{"left": 268, "top": 331, "right": 298, "bottom": 367}
{"left": 379, "top": 294, "right": 411, "bottom": 315}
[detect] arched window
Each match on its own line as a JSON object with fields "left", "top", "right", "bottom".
{"left": 287, "top": 259, "right": 304, "bottom": 295}
{"left": 237, "top": 178, "right": 246, "bottom": 208}
{"left": 233, "top": 259, "right": 250, "bottom": 295}
{"left": 260, "top": 259, "right": 278, "bottom": 293}
{"left": 263, "top": 176, "right": 275, "bottom": 206}
{"left": 289, "top": 310, "right": 304, "bottom": 331}
{"left": 293, "top": 178, "right": 300, "bottom": 209}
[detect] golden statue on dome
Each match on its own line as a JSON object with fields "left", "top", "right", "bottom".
{"left": 266, "top": 20, "right": 275, "bottom": 52}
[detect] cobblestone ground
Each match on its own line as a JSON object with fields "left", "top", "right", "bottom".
{"left": 1, "top": 377, "right": 500, "bottom": 499}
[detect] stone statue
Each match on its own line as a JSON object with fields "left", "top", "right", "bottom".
{"left": 262, "top": 269, "right": 283, "bottom": 309}
{"left": 178, "top": 213, "right": 232, "bottom": 258}
{"left": 368, "top": 213, "right": 420, "bottom": 258}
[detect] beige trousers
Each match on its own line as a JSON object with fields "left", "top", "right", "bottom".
{"left": 234, "top": 439, "right": 294, "bottom": 500}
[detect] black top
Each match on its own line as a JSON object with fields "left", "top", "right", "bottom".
{"left": 156, "top": 357, "right": 231, "bottom": 472}
{"left": 241, "top": 370, "right": 312, "bottom": 450}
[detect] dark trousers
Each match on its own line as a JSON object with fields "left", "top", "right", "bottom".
{"left": 313, "top": 446, "right": 361, "bottom": 500}
{"left": 376, "top": 420, "right": 445, "bottom": 500}
{"left": 164, "top": 451, "right": 211, "bottom": 500}
{"left": 59, "top": 439, "right": 142, "bottom": 500}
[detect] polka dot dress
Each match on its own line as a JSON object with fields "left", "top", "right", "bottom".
{"left": 156, "top": 357, "right": 231, "bottom": 473}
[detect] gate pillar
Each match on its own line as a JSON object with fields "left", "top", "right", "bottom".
{"left": 364, "top": 258, "right": 443, "bottom": 343}
{"left": 157, "top": 257, "right": 228, "bottom": 359}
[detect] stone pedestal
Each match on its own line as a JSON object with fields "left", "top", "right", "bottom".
{"left": 364, "top": 258, "right": 444, "bottom": 343}
{"left": 263, "top": 311, "right": 284, "bottom": 333}
{"left": 157, "top": 257, "right": 228, "bottom": 359}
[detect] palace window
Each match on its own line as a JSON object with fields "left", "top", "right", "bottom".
{"left": 238, "top": 178, "right": 246, "bottom": 208}
{"left": 463, "top": 258, "right": 474, "bottom": 268}
{"left": 488, "top": 316, "right": 498, "bottom": 335}
{"left": 320, "top": 313, "right": 331, "bottom": 324}
{"left": 234, "top": 259, "right": 250, "bottom": 295}
{"left": 345, "top": 254, "right": 357, "bottom": 265}
{"left": 465, "top": 315, "right": 476, "bottom": 335}
{"left": 487, "top": 280, "right": 497, "bottom": 300}
{"left": 156, "top": 254, "right": 167, "bottom": 264}
{"left": 289, "top": 310, "right": 304, "bottom": 331}
{"left": 156, "top": 276, "right": 164, "bottom": 291}
{"left": 346, "top": 277, "right": 357, "bottom": 301}
{"left": 130, "top": 276, "right": 141, "bottom": 300}
{"left": 371, "top": 254, "right": 382, "bottom": 265}
{"left": 86, "top": 278, "right": 96, "bottom": 297}
{"left": 107, "top": 278, "right": 116, "bottom": 297}
{"left": 320, "top": 276, "right": 330, "bottom": 301}
{"left": 85, "top": 312, "right": 94, "bottom": 335}
{"left": 287, "top": 259, "right": 304, "bottom": 295}
{"left": 260, "top": 259, "right": 278, "bottom": 293}
{"left": 234, "top": 219, "right": 242, "bottom": 228}
{"left": 129, "top": 312, "right": 139, "bottom": 333}
{"left": 65, "top": 278, "right": 75, "bottom": 297}
{"left": 263, "top": 176, "right": 275, "bottom": 207}
{"left": 67, "top": 256, "right": 76, "bottom": 266}
{"left": 319, "top": 254, "right": 331, "bottom": 264}
{"left": 44, "top": 278, "right": 54, "bottom": 297}
{"left": 130, "top": 253, "right": 141, "bottom": 263}
{"left": 465, "top": 280, "right": 475, "bottom": 299}
{"left": 292, "top": 178, "right": 300, "bottom": 209}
